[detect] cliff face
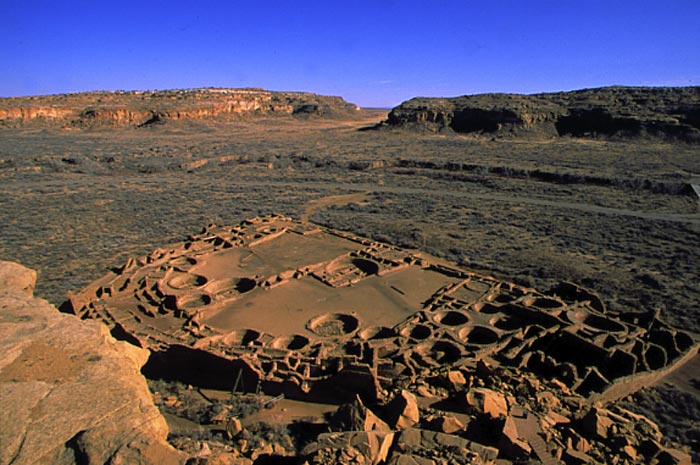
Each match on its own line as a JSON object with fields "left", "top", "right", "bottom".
{"left": 383, "top": 86, "right": 700, "bottom": 142}
{"left": 0, "top": 88, "right": 359, "bottom": 128}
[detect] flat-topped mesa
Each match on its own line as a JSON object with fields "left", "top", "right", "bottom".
{"left": 0, "top": 88, "right": 360, "bottom": 128}
{"left": 381, "top": 86, "right": 700, "bottom": 142}
{"left": 64, "top": 215, "right": 699, "bottom": 406}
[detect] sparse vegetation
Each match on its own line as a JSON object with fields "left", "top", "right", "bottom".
{"left": 148, "top": 379, "right": 262, "bottom": 424}
{"left": 619, "top": 384, "right": 700, "bottom": 463}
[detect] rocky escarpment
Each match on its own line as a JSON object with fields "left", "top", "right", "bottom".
{"left": 0, "top": 88, "right": 359, "bottom": 128}
{"left": 0, "top": 261, "right": 185, "bottom": 465}
{"left": 382, "top": 86, "right": 700, "bottom": 142}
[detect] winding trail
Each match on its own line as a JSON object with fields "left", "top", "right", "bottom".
{"left": 300, "top": 191, "right": 369, "bottom": 223}
{"left": 273, "top": 180, "right": 700, "bottom": 225}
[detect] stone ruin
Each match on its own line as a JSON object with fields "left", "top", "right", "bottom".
{"left": 63, "top": 215, "right": 698, "bottom": 463}
{"left": 66, "top": 214, "right": 697, "bottom": 408}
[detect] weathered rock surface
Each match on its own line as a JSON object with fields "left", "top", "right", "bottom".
{"left": 0, "top": 261, "right": 184, "bottom": 465}
{"left": 381, "top": 86, "right": 700, "bottom": 142}
{"left": 0, "top": 88, "right": 359, "bottom": 128}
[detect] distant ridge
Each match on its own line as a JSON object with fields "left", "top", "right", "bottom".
{"left": 0, "top": 88, "right": 360, "bottom": 128}
{"left": 378, "top": 86, "right": 700, "bottom": 142}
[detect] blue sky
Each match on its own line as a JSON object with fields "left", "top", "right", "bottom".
{"left": 2, "top": 0, "right": 699, "bottom": 107}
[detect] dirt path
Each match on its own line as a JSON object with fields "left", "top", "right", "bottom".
{"left": 277, "top": 180, "right": 700, "bottom": 226}
{"left": 300, "top": 191, "right": 370, "bottom": 223}
{"left": 655, "top": 352, "right": 700, "bottom": 396}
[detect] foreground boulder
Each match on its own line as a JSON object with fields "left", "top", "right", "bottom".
{"left": 0, "top": 261, "right": 184, "bottom": 465}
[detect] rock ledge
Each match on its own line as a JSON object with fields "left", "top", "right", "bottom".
{"left": 0, "top": 260, "right": 184, "bottom": 465}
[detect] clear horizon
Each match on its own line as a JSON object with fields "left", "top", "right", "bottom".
{"left": 3, "top": 0, "right": 700, "bottom": 108}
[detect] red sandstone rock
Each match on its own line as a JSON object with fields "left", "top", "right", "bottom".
{"left": 446, "top": 370, "right": 468, "bottom": 390}
{"left": 429, "top": 415, "right": 465, "bottom": 434}
{"left": 466, "top": 388, "right": 508, "bottom": 419}
{"left": 499, "top": 415, "right": 532, "bottom": 459}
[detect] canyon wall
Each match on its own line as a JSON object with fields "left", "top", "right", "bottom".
{"left": 382, "top": 86, "right": 700, "bottom": 142}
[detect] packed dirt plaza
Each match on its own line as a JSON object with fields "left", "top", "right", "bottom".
{"left": 1, "top": 87, "right": 699, "bottom": 464}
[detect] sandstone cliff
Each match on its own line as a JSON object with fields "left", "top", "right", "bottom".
{"left": 381, "top": 86, "right": 700, "bottom": 141}
{"left": 0, "top": 88, "right": 359, "bottom": 128}
{"left": 0, "top": 261, "right": 185, "bottom": 465}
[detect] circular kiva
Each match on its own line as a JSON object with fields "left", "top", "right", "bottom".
{"left": 307, "top": 313, "right": 360, "bottom": 337}
{"left": 493, "top": 315, "right": 527, "bottom": 331}
{"left": 167, "top": 273, "right": 207, "bottom": 289}
{"left": 465, "top": 280, "right": 491, "bottom": 293}
{"left": 222, "top": 329, "right": 260, "bottom": 346}
{"left": 357, "top": 326, "right": 396, "bottom": 341}
{"left": 170, "top": 256, "right": 197, "bottom": 271}
{"left": 567, "top": 310, "right": 626, "bottom": 333}
{"left": 415, "top": 340, "right": 463, "bottom": 364}
{"left": 351, "top": 258, "right": 379, "bottom": 275}
{"left": 233, "top": 277, "right": 256, "bottom": 293}
{"left": 204, "top": 277, "right": 257, "bottom": 294}
{"left": 326, "top": 256, "right": 380, "bottom": 275}
{"left": 433, "top": 310, "right": 469, "bottom": 327}
{"left": 459, "top": 326, "right": 499, "bottom": 345}
{"left": 533, "top": 297, "right": 564, "bottom": 309}
{"left": 400, "top": 323, "right": 432, "bottom": 340}
{"left": 472, "top": 302, "right": 501, "bottom": 314}
{"left": 176, "top": 293, "right": 211, "bottom": 310}
{"left": 269, "top": 334, "right": 310, "bottom": 351}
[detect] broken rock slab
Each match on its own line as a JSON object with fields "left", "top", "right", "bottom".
{"left": 332, "top": 395, "right": 391, "bottom": 432}
{"left": 0, "top": 261, "right": 185, "bottom": 465}
{"left": 395, "top": 428, "right": 499, "bottom": 465}
{"left": 581, "top": 407, "right": 615, "bottom": 439}
{"left": 465, "top": 387, "right": 508, "bottom": 419}
{"left": 428, "top": 414, "right": 465, "bottom": 435}
{"left": 301, "top": 431, "right": 395, "bottom": 465}
{"left": 386, "top": 390, "right": 420, "bottom": 430}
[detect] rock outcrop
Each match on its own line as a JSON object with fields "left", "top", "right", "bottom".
{"left": 0, "top": 261, "right": 184, "bottom": 465}
{"left": 0, "top": 88, "right": 359, "bottom": 129}
{"left": 380, "top": 86, "right": 700, "bottom": 142}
